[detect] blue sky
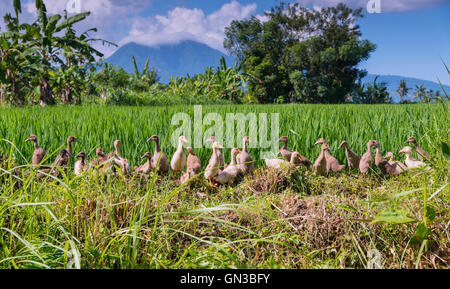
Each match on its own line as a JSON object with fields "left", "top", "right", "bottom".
{"left": 1, "top": 0, "right": 449, "bottom": 84}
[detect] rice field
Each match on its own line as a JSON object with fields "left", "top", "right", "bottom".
{"left": 0, "top": 103, "right": 448, "bottom": 168}
{"left": 0, "top": 103, "right": 448, "bottom": 269}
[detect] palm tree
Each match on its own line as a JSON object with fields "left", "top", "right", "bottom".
{"left": 413, "top": 84, "right": 426, "bottom": 102}
{"left": 396, "top": 80, "right": 410, "bottom": 100}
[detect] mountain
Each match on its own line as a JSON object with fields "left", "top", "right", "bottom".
{"left": 362, "top": 74, "right": 449, "bottom": 103}
{"left": 106, "top": 41, "right": 449, "bottom": 102}
{"left": 106, "top": 41, "right": 235, "bottom": 84}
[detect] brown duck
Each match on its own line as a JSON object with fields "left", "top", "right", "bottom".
{"left": 359, "top": 140, "right": 377, "bottom": 174}
{"left": 26, "top": 135, "right": 46, "bottom": 168}
{"left": 237, "top": 136, "right": 254, "bottom": 175}
{"left": 384, "top": 152, "right": 407, "bottom": 175}
{"left": 37, "top": 149, "right": 71, "bottom": 178}
{"left": 147, "top": 135, "right": 169, "bottom": 174}
{"left": 186, "top": 147, "right": 202, "bottom": 175}
{"left": 134, "top": 152, "right": 153, "bottom": 174}
{"left": 314, "top": 138, "right": 345, "bottom": 172}
{"left": 313, "top": 143, "right": 329, "bottom": 176}
{"left": 278, "top": 136, "right": 312, "bottom": 168}
{"left": 338, "top": 140, "right": 360, "bottom": 173}
{"left": 374, "top": 141, "right": 397, "bottom": 175}
{"left": 405, "top": 136, "right": 433, "bottom": 162}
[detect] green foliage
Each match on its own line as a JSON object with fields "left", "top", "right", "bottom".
{"left": 224, "top": 2, "right": 376, "bottom": 104}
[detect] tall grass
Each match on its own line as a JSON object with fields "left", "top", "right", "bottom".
{"left": 0, "top": 103, "right": 448, "bottom": 269}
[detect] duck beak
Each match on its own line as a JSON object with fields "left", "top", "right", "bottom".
{"left": 314, "top": 141, "right": 320, "bottom": 145}
{"left": 74, "top": 138, "right": 79, "bottom": 143}
{"left": 101, "top": 152, "right": 106, "bottom": 157}
{"left": 328, "top": 147, "right": 333, "bottom": 151}
{"left": 25, "top": 138, "right": 31, "bottom": 142}
{"left": 338, "top": 144, "right": 343, "bottom": 149}
{"left": 141, "top": 155, "right": 147, "bottom": 159}
{"left": 146, "top": 138, "right": 152, "bottom": 142}
{"left": 67, "top": 152, "right": 73, "bottom": 158}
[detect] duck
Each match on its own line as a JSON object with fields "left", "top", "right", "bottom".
{"left": 66, "top": 136, "right": 79, "bottom": 156}
{"left": 90, "top": 147, "right": 108, "bottom": 175}
{"left": 25, "top": 135, "right": 46, "bottom": 168}
{"left": 265, "top": 151, "right": 304, "bottom": 170}
{"left": 215, "top": 148, "right": 241, "bottom": 185}
{"left": 314, "top": 138, "right": 345, "bottom": 172}
{"left": 37, "top": 149, "right": 71, "bottom": 178}
{"left": 405, "top": 136, "right": 433, "bottom": 162}
{"left": 134, "top": 152, "right": 153, "bottom": 174}
{"left": 338, "top": 140, "right": 360, "bottom": 173}
{"left": 399, "top": 146, "right": 431, "bottom": 171}
{"left": 106, "top": 140, "right": 130, "bottom": 175}
{"left": 204, "top": 141, "right": 224, "bottom": 186}
{"left": 278, "top": 136, "right": 312, "bottom": 169}
{"left": 206, "top": 136, "right": 224, "bottom": 169}
{"left": 186, "top": 147, "right": 202, "bottom": 175}
{"left": 359, "top": 140, "right": 378, "bottom": 174}
{"left": 313, "top": 143, "right": 329, "bottom": 176}
{"left": 384, "top": 152, "right": 407, "bottom": 175}
{"left": 171, "top": 136, "right": 188, "bottom": 176}
{"left": 74, "top": 151, "right": 88, "bottom": 176}
{"left": 147, "top": 135, "right": 169, "bottom": 174}
{"left": 374, "top": 141, "right": 397, "bottom": 175}
{"left": 237, "top": 136, "right": 254, "bottom": 175}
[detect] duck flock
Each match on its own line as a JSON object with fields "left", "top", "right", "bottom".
{"left": 20, "top": 134, "right": 433, "bottom": 186}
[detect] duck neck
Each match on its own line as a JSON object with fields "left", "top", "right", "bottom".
{"left": 282, "top": 140, "right": 288, "bottom": 150}
{"left": 375, "top": 147, "right": 383, "bottom": 162}
{"left": 177, "top": 140, "right": 184, "bottom": 152}
{"left": 230, "top": 151, "right": 237, "bottom": 165}
{"left": 115, "top": 144, "right": 121, "bottom": 158}
{"left": 33, "top": 139, "right": 39, "bottom": 149}
{"left": 243, "top": 140, "right": 248, "bottom": 152}
{"left": 367, "top": 143, "right": 372, "bottom": 153}
{"left": 154, "top": 139, "right": 161, "bottom": 153}
{"left": 67, "top": 140, "right": 73, "bottom": 155}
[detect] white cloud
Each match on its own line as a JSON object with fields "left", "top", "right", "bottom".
{"left": 120, "top": 0, "right": 257, "bottom": 53}
{"left": 295, "top": 0, "right": 449, "bottom": 12}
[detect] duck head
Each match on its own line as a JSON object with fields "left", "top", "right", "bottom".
{"left": 384, "top": 152, "right": 394, "bottom": 160}
{"left": 314, "top": 138, "right": 326, "bottom": 146}
{"left": 338, "top": 140, "right": 348, "bottom": 149}
{"left": 76, "top": 151, "right": 86, "bottom": 159}
{"left": 278, "top": 136, "right": 288, "bottom": 143}
{"left": 405, "top": 136, "right": 417, "bottom": 144}
{"left": 96, "top": 148, "right": 106, "bottom": 157}
{"left": 67, "top": 136, "right": 79, "bottom": 144}
{"left": 186, "top": 147, "right": 196, "bottom": 155}
{"left": 147, "top": 135, "right": 159, "bottom": 142}
{"left": 25, "top": 135, "right": 37, "bottom": 142}
{"left": 141, "top": 152, "right": 152, "bottom": 159}
{"left": 399, "top": 146, "right": 412, "bottom": 155}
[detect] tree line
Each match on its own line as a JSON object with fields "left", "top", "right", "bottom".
{"left": 0, "top": 1, "right": 446, "bottom": 106}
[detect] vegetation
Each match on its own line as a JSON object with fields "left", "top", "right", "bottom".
{"left": 0, "top": 102, "right": 448, "bottom": 268}
{"left": 224, "top": 2, "right": 376, "bottom": 104}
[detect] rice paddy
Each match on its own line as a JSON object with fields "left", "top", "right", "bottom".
{"left": 0, "top": 103, "right": 448, "bottom": 269}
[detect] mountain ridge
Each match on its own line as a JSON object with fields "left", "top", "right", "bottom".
{"left": 106, "top": 41, "right": 449, "bottom": 102}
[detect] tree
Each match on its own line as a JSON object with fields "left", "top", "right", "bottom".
{"left": 0, "top": 0, "right": 113, "bottom": 106}
{"left": 224, "top": 2, "right": 376, "bottom": 104}
{"left": 351, "top": 76, "right": 391, "bottom": 104}
{"left": 413, "top": 84, "right": 426, "bottom": 102}
{"left": 396, "top": 80, "right": 410, "bottom": 100}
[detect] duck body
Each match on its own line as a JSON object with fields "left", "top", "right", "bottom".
{"left": 37, "top": 149, "right": 71, "bottom": 178}
{"left": 374, "top": 142, "right": 397, "bottom": 175}
{"left": 278, "top": 136, "right": 312, "bottom": 169}
{"left": 405, "top": 136, "right": 433, "bottom": 162}
{"left": 313, "top": 144, "right": 329, "bottom": 176}
{"left": 400, "top": 146, "right": 431, "bottom": 171}
{"left": 135, "top": 152, "right": 153, "bottom": 174}
{"left": 207, "top": 136, "right": 224, "bottom": 169}
{"left": 338, "top": 141, "right": 360, "bottom": 172}
{"left": 385, "top": 152, "right": 407, "bottom": 175}
{"left": 171, "top": 136, "right": 188, "bottom": 174}
{"left": 204, "top": 142, "right": 224, "bottom": 185}
{"left": 215, "top": 148, "right": 241, "bottom": 185}
{"left": 237, "top": 136, "right": 254, "bottom": 175}
{"left": 147, "top": 135, "right": 169, "bottom": 174}
{"left": 314, "top": 138, "right": 344, "bottom": 172}
{"left": 74, "top": 152, "right": 88, "bottom": 176}
{"left": 265, "top": 151, "right": 303, "bottom": 170}
{"left": 359, "top": 140, "right": 377, "bottom": 174}
{"left": 186, "top": 147, "right": 202, "bottom": 175}
{"left": 26, "top": 135, "right": 46, "bottom": 168}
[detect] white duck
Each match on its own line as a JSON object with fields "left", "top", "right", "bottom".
{"left": 215, "top": 148, "right": 241, "bottom": 185}
{"left": 171, "top": 136, "right": 188, "bottom": 176}
{"left": 265, "top": 152, "right": 303, "bottom": 169}
{"left": 399, "top": 146, "right": 431, "bottom": 171}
